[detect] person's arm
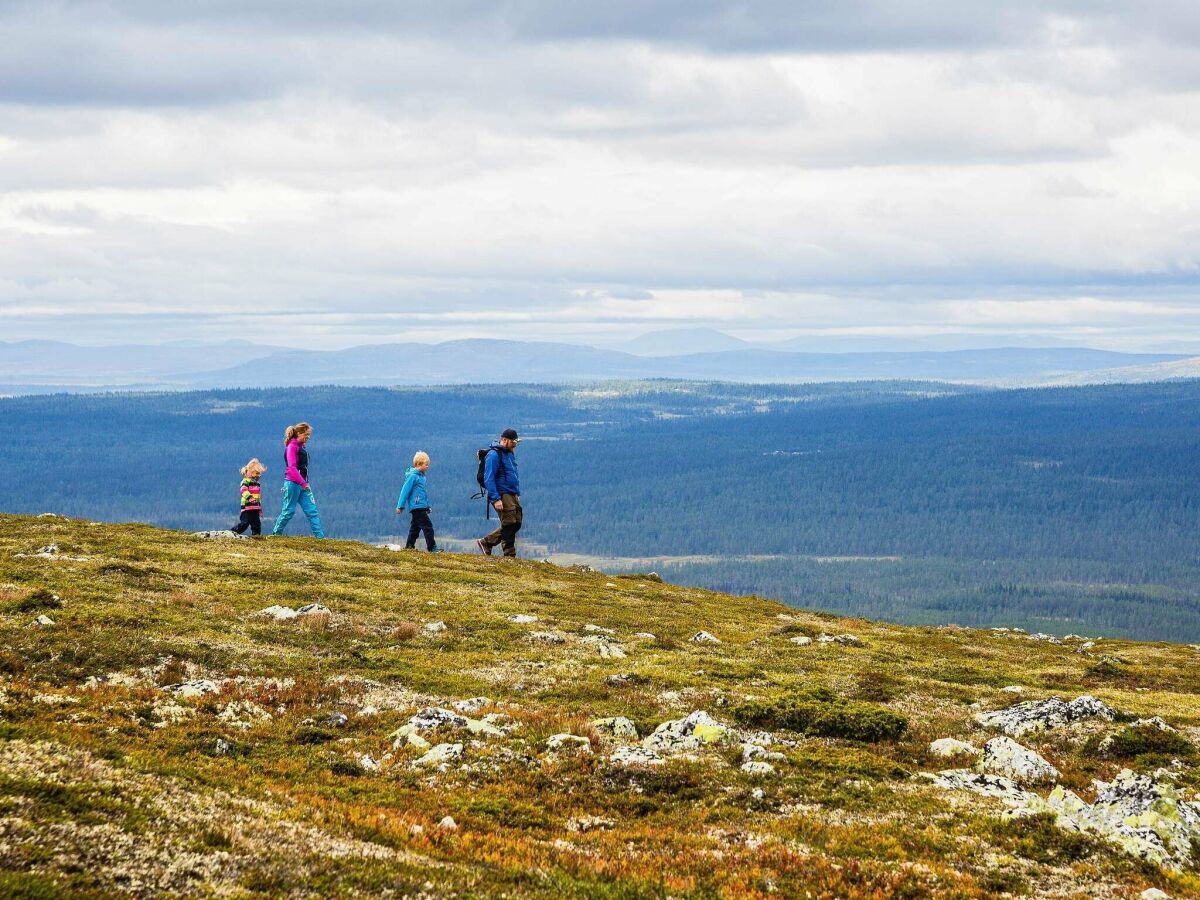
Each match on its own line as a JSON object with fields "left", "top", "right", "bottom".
{"left": 483, "top": 450, "right": 501, "bottom": 503}
{"left": 285, "top": 441, "right": 308, "bottom": 489}
{"left": 396, "top": 472, "right": 416, "bottom": 511}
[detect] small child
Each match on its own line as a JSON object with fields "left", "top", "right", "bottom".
{"left": 395, "top": 451, "right": 439, "bottom": 552}
{"left": 232, "top": 458, "right": 266, "bottom": 537}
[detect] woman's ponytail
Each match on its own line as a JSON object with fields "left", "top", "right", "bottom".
{"left": 284, "top": 422, "right": 311, "bottom": 446}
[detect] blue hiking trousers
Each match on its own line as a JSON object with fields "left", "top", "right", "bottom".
{"left": 271, "top": 481, "right": 325, "bottom": 538}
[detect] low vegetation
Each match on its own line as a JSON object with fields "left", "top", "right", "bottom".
{"left": 0, "top": 513, "right": 1198, "bottom": 897}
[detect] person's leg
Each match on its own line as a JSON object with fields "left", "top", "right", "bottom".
{"left": 406, "top": 511, "right": 421, "bottom": 549}
{"left": 415, "top": 509, "right": 436, "bottom": 550}
{"left": 231, "top": 512, "right": 249, "bottom": 534}
{"left": 499, "top": 494, "right": 522, "bottom": 557}
{"left": 271, "top": 483, "right": 299, "bottom": 535}
{"left": 248, "top": 511, "right": 262, "bottom": 537}
{"left": 298, "top": 488, "right": 325, "bottom": 538}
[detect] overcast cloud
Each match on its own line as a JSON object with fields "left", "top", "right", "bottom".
{"left": 1, "top": 1, "right": 1198, "bottom": 349}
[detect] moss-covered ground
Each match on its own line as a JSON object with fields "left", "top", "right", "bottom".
{"left": 0, "top": 513, "right": 1197, "bottom": 897}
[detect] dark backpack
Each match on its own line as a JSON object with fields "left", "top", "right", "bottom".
{"left": 472, "top": 447, "right": 505, "bottom": 518}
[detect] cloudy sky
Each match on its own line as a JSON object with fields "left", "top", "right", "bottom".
{"left": 2, "top": 1, "right": 1199, "bottom": 350}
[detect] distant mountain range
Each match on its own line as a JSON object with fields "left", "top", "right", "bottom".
{"left": 0, "top": 333, "right": 1194, "bottom": 393}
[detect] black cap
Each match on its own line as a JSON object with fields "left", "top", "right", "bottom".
{"left": 501, "top": 428, "right": 519, "bottom": 441}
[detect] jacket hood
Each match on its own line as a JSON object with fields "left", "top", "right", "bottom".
{"left": 405, "top": 466, "right": 422, "bottom": 476}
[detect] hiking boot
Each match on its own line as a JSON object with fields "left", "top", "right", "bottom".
{"left": 429, "top": 547, "right": 444, "bottom": 553}
{"left": 476, "top": 539, "right": 493, "bottom": 556}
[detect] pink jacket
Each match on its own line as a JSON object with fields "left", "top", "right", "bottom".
{"left": 285, "top": 439, "right": 309, "bottom": 489}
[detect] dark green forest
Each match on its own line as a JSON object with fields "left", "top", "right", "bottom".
{"left": 1, "top": 379, "right": 1198, "bottom": 640}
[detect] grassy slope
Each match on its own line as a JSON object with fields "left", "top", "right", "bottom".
{"left": 0, "top": 514, "right": 1197, "bottom": 898}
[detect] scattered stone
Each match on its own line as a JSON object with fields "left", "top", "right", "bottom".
{"left": 451, "top": 697, "right": 492, "bottom": 714}
{"left": 975, "top": 695, "right": 1117, "bottom": 737}
{"left": 929, "top": 738, "right": 979, "bottom": 758}
{"left": 645, "top": 572, "right": 662, "bottom": 582}
{"left": 168, "top": 680, "right": 221, "bottom": 700}
{"left": 609, "top": 746, "right": 665, "bottom": 767}
{"left": 977, "top": 737, "right": 1059, "bottom": 785}
{"left": 414, "top": 743, "right": 463, "bottom": 769}
{"left": 407, "top": 707, "right": 468, "bottom": 731}
{"left": 296, "top": 603, "right": 331, "bottom": 617}
{"left": 193, "top": 531, "right": 246, "bottom": 540}
{"left": 1141, "top": 889, "right": 1170, "bottom": 900}
{"left": 632, "top": 632, "right": 657, "bottom": 641}
{"left": 644, "top": 710, "right": 734, "bottom": 752}
{"left": 1001, "top": 685, "right": 1025, "bottom": 694}
{"left": 583, "top": 624, "right": 615, "bottom": 634}
{"left": 592, "top": 716, "right": 639, "bottom": 739}
{"left": 741, "top": 760, "right": 775, "bottom": 776}
{"left": 566, "top": 816, "right": 615, "bottom": 833}
{"left": 322, "top": 712, "right": 349, "bottom": 729}
{"left": 789, "top": 636, "right": 812, "bottom": 646}
{"left": 751, "top": 787, "right": 765, "bottom": 801}
{"left": 32, "top": 614, "right": 55, "bottom": 627}
{"left": 255, "top": 605, "right": 299, "bottom": 621}
{"left": 922, "top": 770, "right": 1036, "bottom": 805}
{"left": 546, "top": 734, "right": 592, "bottom": 754}
{"left": 690, "top": 631, "right": 721, "bottom": 644}
{"left": 438, "top": 815, "right": 458, "bottom": 830}
{"left": 218, "top": 700, "right": 273, "bottom": 730}
{"left": 581, "top": 635, "right": 627, "bottom": 658}
{"left": 816, "top": 633, "right": 862, "bottom": 646}
{"left": 402, "top": 733, "right": 431, "bottom": 751}
{"left": 423, "top": 621, "right": 447, "bottom": 634}
{"left": 1078, "top": 641, "right": 1097, "bottom": 652}
{"left": 214, "top": 738, "right": 232, "bottom": 756}
{"left": 508, "top": 614, "right": 538, "bottom": 624}
{"left": 606, "top": 673, "right": 635, "bottom": 687}
{"left": 358, "top": 754, "right": 380, "bottom": 773}
{"left": 528, "top": 631, "right": 567, "bottom": 644}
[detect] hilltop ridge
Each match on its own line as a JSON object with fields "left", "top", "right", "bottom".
{"left": 1, "top": 514, "right": 1198, "bottom": 897}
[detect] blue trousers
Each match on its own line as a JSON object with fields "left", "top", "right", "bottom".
{"left": 271, "top": 481, "right": 325, "bottom": 538}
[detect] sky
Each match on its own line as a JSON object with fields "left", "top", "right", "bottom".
{"left": 1, "top": 1, "right": 1199, "bottom": 351}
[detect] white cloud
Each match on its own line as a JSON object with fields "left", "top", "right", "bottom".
{"left": 0, "top": 2, "right": 1198, "bottom": 349}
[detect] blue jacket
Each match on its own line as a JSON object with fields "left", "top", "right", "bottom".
{"left": 396, "top": 467, "right": 430, "bottom": 510}
{"left": 483, "top": 442, "right": 519, "bottom": 502}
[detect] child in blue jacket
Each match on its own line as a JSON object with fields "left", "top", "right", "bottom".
{"left": 396, "top": 451, "right": 439, "bottom": 552}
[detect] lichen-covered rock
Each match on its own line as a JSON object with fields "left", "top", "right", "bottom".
{"left": 528, "top": 630, "right": 567, "bottom": 644}
{"left": 168, "top": 680, "right": 221, "bottom": 700}
{"left": 423, "top": 621, "right": 447, "bottom": 634}
{"left": 592, "top": 716, "right": 638, "bottom": 739}
{"left": 690, "top": 631, "right": 721, "bottom": 644}
{"left": 974, "top": 695, "right": 1116, "bottom": 737}
{"left": 817, "top": 633, "right": 862, "bottom": 646}
{"left": 644, "top": 710, "right": 735, "bottom": 752}
{"left": 741, "top": 760, "right": 775, "bottom": 776}
{"left": 296, "top": 603, "right": 330, "bottom": 617}
{"left": 581, "top": 635, "right": 627, "bottom": 658}
{"left": 546, "top": 734, "right": 592, "bottom": 754}
{"left": 929, "top": 738, "right": 979, "bottom": 758}
{"left": 977, "top": 737, "right": 1059, "bottom": 785}
{"left": 922, "top": 770, "right": 1037, "bottom": 806}
{"left": 582, "top": 623, "right": 615, "bottom": 634}
{"left": 609, "top": 746, "right": 665, "bottom": 767}
{"left": 413, "top": 742, "right": 463, "bottom": 769}
{"left": 451, "top": 697, "right": 492, "bottom": 714}
{"left": 789, "top": 636, "right": 812, "bottom": 646}
{"left": 508, "top": 614, "right": 538, "bottom": 624}
{"left": 194, "top": 530, "right": 245, "bottom": 540}
{"left": 255, "top": 605, "right": 298, "bottom": 621}
{"left": 32, "top": 614, "right": 55, "bottom": 627}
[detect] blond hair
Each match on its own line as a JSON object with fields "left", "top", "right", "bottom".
{"left": 241, "top": 458, "right": 266, "bottom": 478}
{"left": 413, "top": 450, "right": 430, "bottom": 467}
{"left": 284, "top": 422, "right": 312, "bottom": 446}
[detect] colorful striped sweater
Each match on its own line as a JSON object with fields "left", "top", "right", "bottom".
{"left": 240, "top": 477, "right": 263, "bottom": 512}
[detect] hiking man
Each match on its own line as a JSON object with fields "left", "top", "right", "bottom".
{"left": 476, "top": 428, "right": 522, "bottom": 557}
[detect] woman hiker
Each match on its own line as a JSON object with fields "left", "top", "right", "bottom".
{"left": 270, "top": 422, "right": 326, "bottom": 538}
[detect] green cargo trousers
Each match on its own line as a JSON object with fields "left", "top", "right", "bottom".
{"left": 481, "top": 493, "right": 522, "bottom": 557}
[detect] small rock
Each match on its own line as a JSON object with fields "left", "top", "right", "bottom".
{"left": 322, "top": 712, "right": 349, "bottom": 728}
{"left": 193, "top": 530, "right": 245, "bottom": 540}
{"left": 609, "top": 745, "right": 665, "bottom": 767}
{"left": 358, "top": 753, "right": 380, "bottom": 772}
{"left": 583, "top": 623, "right": 616, "bottom": 634}
{"left": 296, "top": 603, "right": 330, "bottom": 616}
{"left": 741, "top": 760, "right": 775, "bottom": 776}
{"left": 451, "top": 697, "right": 492, "bottom": 714}
{"left": 546, "top": 733, "right": 592, "bottom": 754}
{"left": 816, "top": 633, "right": 861, "bottom": 646}
{"left": 644, "top": 710, "right": 734, "bottom": 752}
{"left": 1140, "top": 889, "right": 1169, "bottom": 900}
{"left": 169, "top": 680, "right": 221, "bottom": 700}
{"left": 606, "top": 673, "right": 634, "bottom": 687}
{"left": 1001, "top": 685, "right": 1025, "bottom": 694}
{"left": 690, "top": 631, "right": 721, "bottom": 644}
{"left": 528, "top": 631, "right": 567, "bottom": 644}
{"left": 508, "top": 614, "right": 538, "bottom": 624}
{"left": 424, "top": 621, "right": 447, "bottom": 634}
{"left": 929, "top": 738, "right": 980, "bottom": 758}
{"left": 255, "top": 605, "right": 299, "bottom": 621}
{"left": 751, "top": 787, "right": 765, "bottom": 800}
{"left": 33, "top": 614, "right": 56, "bottom": 627}
{"left": 789, "top": 636, "right": 812, "bottom": 646}
{"left": 632, "top": 632, "right": 657, "bottom": 641}
{"left": 975, "top": 695, "right": 1117, "bottom": 737}
{"left": 566, "top": 815, "right": 614, "bottom": 833}
{"left": 977, "top": 736, "right": 1059, "bottom": 785}
{"left": 924, "top": 770, "right": 1035, "bottom": 805}
{"left": 592, "top": 716, "right": 639, "bottom": 739}
{"left": 437, "top": 815, "right": 458, "bottom": 830}
{"left": 414, "top": 743, "right": 463, "bottom": 768}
